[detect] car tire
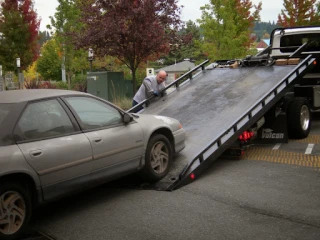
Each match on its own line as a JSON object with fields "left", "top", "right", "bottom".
{"left": 0, "top": 182, "right": 32, "bottom": 240}
{"left": 287, "top": 97, "right": 311, "bottom": 139}
{"left": 140, "top": 134, "right": 173, "bottom": 182}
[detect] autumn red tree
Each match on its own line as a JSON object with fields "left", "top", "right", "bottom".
{"left": 21, "top": 0, "right": 40, "bottom": 62}
{"left": 76, "top": 0, "right": 183, "bottom": 92}
{"left": 0, "top": 0, "right": 40, "bottom": 72}
{"left": 277, "top": 0, "right": 320, "bottom": 27}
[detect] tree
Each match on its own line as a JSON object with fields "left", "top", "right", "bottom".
{"left": 162, "top": 20, "right": 205, "bottom": 65}
{"left": 0, "top": 0, "right": 40, "bottom": 72}
{"left": 48, "top": 0, "right": 85, "bottom": 88}
{"left": 262, "top": 33, "right": 270, "bottom": 39}
{"left": 38, "top": 31, "right": 51, "bottom": 47}
{"left": 36, "top": 37, "right": 62, "bottom": 80}
{"left": 253, "top": 21, "right": 280, "bottom": 40}
{"left": 24, "top": 61, "right": 38, "bottom": 81}
{"left": 278, "top": 0, "right": 320, "bottom": 27}
{"left": 198, "top": 0, "right": 261, "bottom": 61}
{"left": 76, "top": 0, "right": 183, "bottom": 92}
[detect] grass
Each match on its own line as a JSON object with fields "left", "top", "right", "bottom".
{"left": 110, "top": 81, "right": 132, "bottom": 110}
{"left": 113, "top": 96, "right": 132, "bottom": 110}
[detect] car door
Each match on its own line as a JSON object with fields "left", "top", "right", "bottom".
{"left": 15, "top": 98, "right": 93, "bottom": 201}
{"left": 63, "top": 96, "right": 144, "bottom": 183}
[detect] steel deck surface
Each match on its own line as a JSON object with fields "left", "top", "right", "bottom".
{"left": 142, "top": 65, "right": 297, "bottom": 189}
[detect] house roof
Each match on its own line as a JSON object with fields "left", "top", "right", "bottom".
{"left": 156, "top": 60, "right": 196, "bottom": 73}
{"left": 256, "top": 41, "right": 268, "bottom": 48}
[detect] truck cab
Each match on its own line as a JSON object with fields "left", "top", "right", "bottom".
{"left": 270, "top": 26, "right": 320, "bottom": 59}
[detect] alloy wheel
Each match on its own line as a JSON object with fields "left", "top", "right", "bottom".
{"left": 150, "top": 141, "right": 169, "bottom": 174}
{"left": 0, "top": 191, "right": 26, "bottom": 235}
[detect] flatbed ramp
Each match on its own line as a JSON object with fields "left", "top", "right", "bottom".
{"left": 131, "top": 56, "right": 315, "bottom": 190}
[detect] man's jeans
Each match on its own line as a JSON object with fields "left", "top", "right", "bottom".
{"left": 132, "top": 100, "right": 143, "bottom": 113}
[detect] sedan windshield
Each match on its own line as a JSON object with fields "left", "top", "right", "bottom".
{"left": 0, "top": 103, "right": 12, "bottom": 127}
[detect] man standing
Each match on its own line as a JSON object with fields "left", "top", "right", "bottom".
{"left": 132, "top": 70, "right": 167, "bottom": 112}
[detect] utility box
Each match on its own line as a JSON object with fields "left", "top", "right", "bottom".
{"left": 87, "top": 71, "right": 133, "bottom": 102}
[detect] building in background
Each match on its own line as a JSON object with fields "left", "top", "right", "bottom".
{"left": 256, "top": 39, "right": 270, "bottom": 52}
{"left": 156, "top": 60, "right": 196, "bottom": 85}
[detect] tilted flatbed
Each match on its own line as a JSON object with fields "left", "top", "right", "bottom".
{"left": 128, "top": 55, "right": 316, "bottom": 190}
{"left": 127, "top": 26, "right": 320, "bottom": 190}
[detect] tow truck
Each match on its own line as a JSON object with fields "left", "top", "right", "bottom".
{"left": 127, "top": 25, "right": 320, "bottom": 191}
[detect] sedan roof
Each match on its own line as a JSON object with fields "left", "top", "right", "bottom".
{"left": 0, "top": 89, "right": 88, "bottom": 103}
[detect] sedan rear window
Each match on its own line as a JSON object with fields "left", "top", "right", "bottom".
{"left": 0, "top": 104, "right": 12, "bottom": 127}
{"left": 16, "top": 99, "right": 76, "bottom": 141}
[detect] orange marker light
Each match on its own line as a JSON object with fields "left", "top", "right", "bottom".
{"left": 314, "top": 60, "right": 317, "bottom": 65}
{"left": 190, "top": 173, "right": 195, "bottom": 180}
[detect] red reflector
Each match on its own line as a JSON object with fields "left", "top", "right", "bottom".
{"left": 239, "top": 131, "right": 254, "bottom": 141}
{"left": 245, "top": 132, "right": 249, "bottom": 139}
{"left": 190, "top": 173, "right": 195, "bottom": 180}
{"left": 314, "top": 61, "right": 317, "bottom": 65}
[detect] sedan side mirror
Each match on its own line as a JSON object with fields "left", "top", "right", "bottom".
{"left": 123, "top": 112, "right": 133, "bottom": 123}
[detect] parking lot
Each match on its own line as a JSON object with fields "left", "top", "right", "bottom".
{"left": 24, "top": 113, "right": 320, "bottom": 240}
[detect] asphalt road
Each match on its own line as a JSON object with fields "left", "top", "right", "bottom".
{"left": 26, "top": 114, "right": 320, "bottom": 240}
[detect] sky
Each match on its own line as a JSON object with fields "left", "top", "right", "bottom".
{"left": 34, "top": 0, "right": 284, "bottom": 32}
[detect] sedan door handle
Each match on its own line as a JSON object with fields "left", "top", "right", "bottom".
{"left": 94, "top": 138, "right": 102, "bottom": 143}
{"left": 30, "top": 150, "right": 43, "bottom": 157}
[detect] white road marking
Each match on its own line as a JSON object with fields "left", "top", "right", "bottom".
{"left": 272, "top": 143, "right": 281, "bottom": 150}
{"left": 305, "top": 144, "right": 315, "bottom": 155}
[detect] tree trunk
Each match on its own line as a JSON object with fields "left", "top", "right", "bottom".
{"left": 67, "top": 73, "right": 71, "bottom": 90}
{"left": 131, "top": 66, "right": 137, "bottom": 94}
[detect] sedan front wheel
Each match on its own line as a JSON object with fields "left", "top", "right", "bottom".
{"left": 140, "top": 134, "right": 173, "bottom": 182}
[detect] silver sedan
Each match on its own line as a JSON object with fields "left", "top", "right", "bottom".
{"left": 0, "top": 89, "right": 185, "bottom": 240}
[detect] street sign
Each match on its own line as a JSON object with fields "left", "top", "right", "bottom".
{"left": 146, "top": 68, "right": 154, "bottom": 76}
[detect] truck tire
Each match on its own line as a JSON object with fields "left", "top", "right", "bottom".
{"left": 140, "top": 134, "right": 173, "bottom": 182}
{"left": 287, "top": 97, "right": 311, "bottom": 139}
{"left": 0, "top": 182, "right": 32, "bottom": 240}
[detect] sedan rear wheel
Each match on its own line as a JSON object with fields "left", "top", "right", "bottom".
{"left": 140, "top": 134, "right": 172, "bottom": 182}
{"left": 0, "top": 182, "right": 31, "bottom": 240}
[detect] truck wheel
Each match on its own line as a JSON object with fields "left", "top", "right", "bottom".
{"left": 287, "top": 97, "right": 311, "bottom": 139}
{"left": 140, "top": 134, "right": 172, "bottom": 182}
{"left": 0, "top": 182, "right": 32, "bottom": 240}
